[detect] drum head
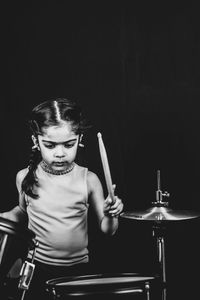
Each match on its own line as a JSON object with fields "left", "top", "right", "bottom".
{"left": 46, "top": 273, "right": 155, "bottom": 297}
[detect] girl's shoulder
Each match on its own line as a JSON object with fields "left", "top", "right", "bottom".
{"left": 86, "top": 170, "right": 102, "bottom": 190}
{"left": 16, "top": 167, "right": 29, "bottom": 184}
{"left": 75, "top": 164, "right": 101, "bottom": 191}
{"left": 87, "top": 170, "right": 99, "bottom": 180}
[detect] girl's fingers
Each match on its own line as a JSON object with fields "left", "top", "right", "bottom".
{"left": 104, "top": 195, "right": 124, "bottom": 216}
{"left": 108, "top": 202, "right": 123, "bottom": 214}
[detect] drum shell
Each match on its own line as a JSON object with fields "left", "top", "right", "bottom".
{"left": 46, "top": 273, "right": 154, "bottom": 300}
{"left": 0, "top": 217, "right": 35, "bottom": 282}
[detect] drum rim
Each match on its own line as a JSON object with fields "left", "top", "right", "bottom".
{"left": 46, "top": 272, "right": 155, "bottom": 286}
{"left": 0, "top": 216, "right": 35, "bottom": 240}
{"left": 46, "top": 273, "right": 155, "bottom": 296}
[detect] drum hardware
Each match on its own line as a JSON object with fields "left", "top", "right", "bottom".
{"left": 120, "top": 170, "right": 200, "bottom": 300}
{"left": 0, "top": 217, "right": 36, "bottom": 281}
{"left": 0, "top": 217, "right": 37, "bottom": 299}
{"left": 0, "top": 233, "right": 8, "bottom": 265}
{"left": 18, "top": 239, "right": 39, "bottom": 300}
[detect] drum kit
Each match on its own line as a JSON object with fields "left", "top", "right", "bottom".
{"left": 1, "top": 171, "right": 199, "bottom": 300}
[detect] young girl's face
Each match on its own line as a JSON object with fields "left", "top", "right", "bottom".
{"left": 37, "top": 122, "right": 79, "bottom": 172}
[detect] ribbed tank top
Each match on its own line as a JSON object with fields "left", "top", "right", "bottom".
{"left": 24, "top": 163, "right": 89, "bottom": 266}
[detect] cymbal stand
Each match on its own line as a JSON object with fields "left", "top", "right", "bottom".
{"left": 120, "top": 170, "right": 200, "bottom": 299}
{"left": 152, "top": 170, "right": 170, "bottom": 300}
{"left": 152, "top": 224, "right": 166, "bottom": 284}
{"left": 152, "top": 223, "right": 167, "bottom": 300}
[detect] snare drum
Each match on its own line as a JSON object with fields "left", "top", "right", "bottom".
{"left": 46, "top": 273, "right": 155, "bottom": 300}
{"left": 0, "top": 216, "right": 35, "bottom": 283}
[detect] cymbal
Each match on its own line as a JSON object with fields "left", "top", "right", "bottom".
{"left": 120, "top": 206, "right": 200, "bottom": 222}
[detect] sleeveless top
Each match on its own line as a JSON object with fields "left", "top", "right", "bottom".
{"left": 18, "top": 163, "right": 89, "bottom": 266}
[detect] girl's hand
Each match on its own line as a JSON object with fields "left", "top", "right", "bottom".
{"left": 103, "top": 186, "right": 124, "bottom": 218}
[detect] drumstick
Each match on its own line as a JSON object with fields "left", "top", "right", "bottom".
{"left": 97, "top": 132, "right": 116, "bottom": 204}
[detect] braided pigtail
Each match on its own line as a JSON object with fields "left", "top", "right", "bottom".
{"left": 21, "top": 147, "right": 42, "bottom": 199}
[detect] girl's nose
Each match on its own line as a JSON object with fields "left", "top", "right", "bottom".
{"left": 54, "top": 146, "right": 65, "bottom": 157}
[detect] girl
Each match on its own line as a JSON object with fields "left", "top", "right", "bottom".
{"left": 1, "top": 97, "right": 123, "bottom": 299}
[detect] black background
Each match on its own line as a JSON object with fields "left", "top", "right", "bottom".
{"left": 1, "top": 3, "right": 200, "bottom": 299}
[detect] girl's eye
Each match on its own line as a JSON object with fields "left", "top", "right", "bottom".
{"left": 64, "top": 143, "right": 75, "bottom": 148}
{"left": 44, "top": 144, "right": 55, "bottom": 149}
{"left": 44, "top": 143, "right": 75, "bottom": 149}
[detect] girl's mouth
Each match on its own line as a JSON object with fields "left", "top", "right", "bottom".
{"left": 53, "top": 162, "right": 66, "bottom": 166}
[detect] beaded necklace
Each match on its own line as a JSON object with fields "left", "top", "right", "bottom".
{"left": 40, "top": 161, "right": 75, "bottom": 175}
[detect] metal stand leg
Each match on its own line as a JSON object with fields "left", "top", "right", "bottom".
{"left": 153, "top": 226, "right": 167, "bottom": 300}
{"left": 157, "top": 236, "right": 166, "bottom": 284}
{"left": 145, "top": 281, "right": 150, "bottom": 300}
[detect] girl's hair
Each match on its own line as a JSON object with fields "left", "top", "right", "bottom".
{"left": 21, "top": 97, "right": 88, "bottom": 199}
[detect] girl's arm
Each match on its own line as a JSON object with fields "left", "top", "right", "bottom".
{"left": 87, "top": 171, "right": 123, "bottom": 235}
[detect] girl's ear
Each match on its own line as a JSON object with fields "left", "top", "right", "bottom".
{"left": 32, "top": 135, "right": 40, "bottom": 150}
